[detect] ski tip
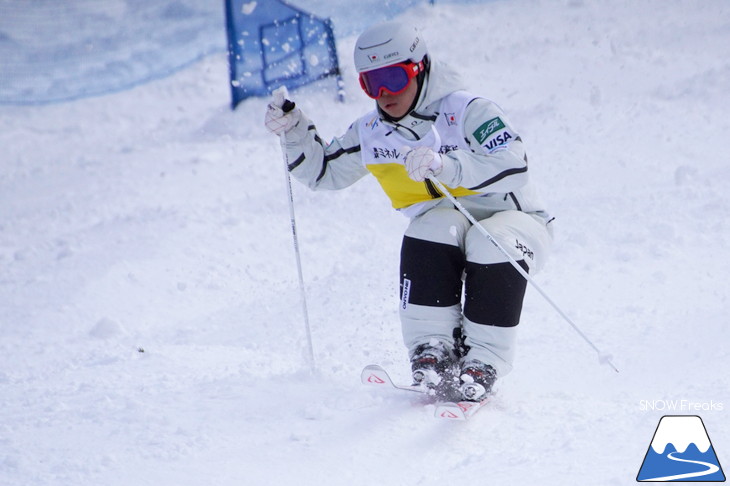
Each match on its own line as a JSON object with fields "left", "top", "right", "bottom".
{"left": 361, "top": 364, "right": 429, "bottom": 394}
{"left": 362, "top": 364, "right": 386, "bottom": 372}
{"left": 435, "top": 403, "right": 466, "bottom": 421}
{"left": 435, "top": 398, "right": 489, "bottom": 421}
{"left": 361, "top": 365, "right": 392, "bottom": 386}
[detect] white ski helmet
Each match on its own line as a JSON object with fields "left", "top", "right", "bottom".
{"left": 354, "top": 21, "right": 428, "bottom": 73}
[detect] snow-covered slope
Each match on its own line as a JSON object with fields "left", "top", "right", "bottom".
{"left": 1, "top": 1, "right": 728, "bottom": 485}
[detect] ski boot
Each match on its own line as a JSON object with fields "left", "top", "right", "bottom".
{"left": 459, "top": 360, "right": 497, "bottom": 401}
{"left": 410, "top": 340, "right": 458, "bottom": 398}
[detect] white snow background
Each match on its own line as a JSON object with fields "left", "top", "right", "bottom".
{"left": 1, "top": 0, "right": 729, "bottom": 485}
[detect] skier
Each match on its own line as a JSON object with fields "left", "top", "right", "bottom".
{"left": 264, "top": 21, "right": 553, "bottom": 401}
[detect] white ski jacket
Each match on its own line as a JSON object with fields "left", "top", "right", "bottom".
{"left": 281, "top": 61, "right": 552, "bottom": 223}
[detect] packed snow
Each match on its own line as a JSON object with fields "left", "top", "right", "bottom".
{"left": 1, "top": 1, "right": 729, "bottom": 485}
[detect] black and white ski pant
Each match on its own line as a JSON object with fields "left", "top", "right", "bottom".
{"left": 399, "top": 207, "right": 552, "bottom": 377}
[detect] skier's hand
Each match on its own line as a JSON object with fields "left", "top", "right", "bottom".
{"left": 403, "top": 146, "right": 443, "bottom": 182}
{"left": 264, "top": 87, "right": 301, "bottom": 136}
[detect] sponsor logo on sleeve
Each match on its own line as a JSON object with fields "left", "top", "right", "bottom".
{"left": 473, "top": 116, "right": 506, "bottom": 144}
{"left": 484, "top": 131, "right": 513, "bottom": 151}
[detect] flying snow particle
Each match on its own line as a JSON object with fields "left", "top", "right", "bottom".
{"left": 241, "top": 2, "right": 257, "bottom": 15}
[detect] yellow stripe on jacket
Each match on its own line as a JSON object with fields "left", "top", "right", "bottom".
{"left": 366, "top": 162, "right": 479, "bottom": 209}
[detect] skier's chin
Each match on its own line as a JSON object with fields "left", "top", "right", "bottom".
{"left": 380, "top": 101, "right": 407, "bottom": 119}
{"left": 383, "top": 106, "right": 400, "bottom": 117}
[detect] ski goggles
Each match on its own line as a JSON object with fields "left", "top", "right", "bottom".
{"left": 358, "top": 61, "right": 424, "bottom": 99}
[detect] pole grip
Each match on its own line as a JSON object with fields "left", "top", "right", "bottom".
{"left": 282, "top": 99, "right": 296, "bottom": 113}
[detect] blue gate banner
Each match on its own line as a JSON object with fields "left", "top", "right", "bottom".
{"left": 225, "top": 0, "right": 342, "bottom": 109}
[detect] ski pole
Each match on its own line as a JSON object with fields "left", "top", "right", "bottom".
{"left": 426, "top": 173, "right": 618, "bottom": 373}
{"left": 276, "top": 88, "right": 315, "bottom": 374}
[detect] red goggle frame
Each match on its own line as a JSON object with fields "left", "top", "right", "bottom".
{"left": 358, "top": 61, "right": 424, "bottom": 99}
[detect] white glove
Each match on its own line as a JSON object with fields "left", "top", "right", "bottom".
{"left": 264, "top": 87, "right": 301, "bottom": 136}
{"left": 403, "top": 146, "right": 443, "bottom": 182}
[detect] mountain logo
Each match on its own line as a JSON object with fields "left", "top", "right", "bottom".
{"left": 637, "top": 415, "right": 726, "bottom": 482}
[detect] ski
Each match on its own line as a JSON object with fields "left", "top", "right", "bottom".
{"left": 434, "top": 398, "right": 489, "bottom": 421}
{"left": 361, "top": 364, "right": 490, "bottom": 420}
{"left": 360, "top": 364, "right": 426, "bottom": 394}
